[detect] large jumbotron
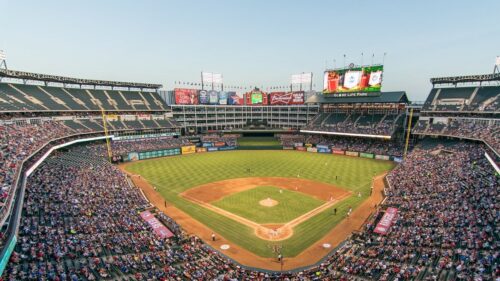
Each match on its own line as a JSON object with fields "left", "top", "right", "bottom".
{"left": 0, "top": 3, "right": 499, "bottom": 278}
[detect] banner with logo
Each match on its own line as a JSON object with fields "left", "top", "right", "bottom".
{"left": 214, "top": 141, "right": 226, "bottom": 147}
{"left": 307, "top": 147, "right": 317, "bottom": 153}
{"left": 175, "top": 88, "right": 198, "bottom": 105}
{"left": 296, "top": 146, "right": 306, "bottom": 151}
{"left": 140, "top": 211, "right": 174, "bottom": 238}
{"left": 219, "top": 91, "right": 228, "bottom": 105}
{"left": 207, "top": 147, "right": 218, "bottom": 152}
{"left": 208, "top": 90, "right": 219, "bottom": 104}
{"left": 269, "top": 91, "right": 305, "bottom": 105}
{"left": 294, "top": 142, "right": 303, "bottom": 147}
{"left": 218, "top": 146, "right": 236, "bottom": 151}
{"left": 181, "top": 145, "right": 196, "bottom": 155}
{"left": 318, "top": 148, "right": 331, "bottom": 153}
{"left": 332, "top": 149, "right": 345, "bottom": 155}
{"left": 196, "top": 147, "right": 207, "bottom": 153}
{"left": 202, "top": 142, "right": 213, "bottom": 147}
{"left": 345, "top": 151, "right": 359, "bottom": 157}
{"left": 227, "top": 92, "right": 243, "bottom": 105}
{"left": 360, "top": 153, "right": 374, "bottom": 159}
{"left": 375, "top": 155, "right": 390, "bottom": 160}
{"left": 373, "top": 207, "right": 398, "bottom": 235}
{"left": 199, "top": 90, "right": 209, "bottom": 104}
{"left": 316, "top": 145, "right": 329, "bottom": 150}
{"left": 392, "top": 156, "right": 403, "bottom": 163}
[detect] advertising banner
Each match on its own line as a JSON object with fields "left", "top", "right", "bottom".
{"left": 332, "top": 149, "right": 345, "bottom": 155}
{"left": 294, "top": 142, "right": 303, "bottom": 147}
{"left": 208, "top": 90, "right": 219, "bottom": 104}
{"left": 175, "top": 88, "right": 198, "bottom": 105}
{"left": 296, "top": 146, "right": 306, "bottom": 151}
{"left": 307, "top": 147, "right": 318, "bottom": 153}
{"left": 181, "top": 145, "right": 196, "bottom": 155}
{"left": 316, "top": 145, "right": 329, "bottom": 150}
{"left": 140, "top": 211, "right": 174, "bottom": 239}
{"left": 214, "top": 141, "right": 226, "bottom": 147}
{"left": 128, "top": 152, "right": 139, "bottom": 161}
{"left": 202, "top": 142, "right": 213, "bottom": 147}
{"left": 318, "top": 148, "right": 331, "bottom": 153}
{"left": 360, "top": 153, "right": 375, "bottom": 159}
{"left": 345, "top": 151, "right": 359, "bottom": 157}
{"left": 305, "top": 143, "right": 313, "bottom": 148}
{"left": 207, "top": 147, "right": 218, "bottom": 152}
{"left": 246, "top": 90, "right": 268, "bottom": 105}
{"left": 373, "top": 207, "right": 398, "bottom": 235}
{"left": 323, "top": 65, "right": 384, "bottom": 94}
{"left": 392, "top": 156, "right": 403, "bottom": 163}
{"left": 199, "top": 90, "right": 209, "bottom": 104}
{"left": 283, "top": 147, "right": 294, "bottom": 150}
{"left": 227, "top": 92, "right": 243, "bottom": 105}
{"left": 218, "top": 146, "right": 236, "bottom": 151}
{"left": 375, "top": 155, "right": 390, "bottom": 160}
{"left": 218, "top": 91, "right": 228, "bottom": 105}
{"left": 196, "top": 147, "right": 207, "bottom": 153}
{"left": 269, "top": 91, "right": 305, "bottom": 105}
{"left": 137, "top": 114, "right": 151, "bottom": 120}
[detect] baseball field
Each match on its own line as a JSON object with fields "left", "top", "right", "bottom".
{"left": 124, "top": 150, "right": 394, "bottom": 261}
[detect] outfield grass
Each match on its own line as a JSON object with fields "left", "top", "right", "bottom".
{"left": 212, "top": 186, "right": 324, "bottom": 224}
{"left": 237, "top": 137, "right": 281, "bottom": 147}
{"left": 125, "top": 150, "right": 394, "bottom": 257}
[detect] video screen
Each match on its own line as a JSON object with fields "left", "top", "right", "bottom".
{"left": 323, "top": 65, "right": 383, "bottom": 94}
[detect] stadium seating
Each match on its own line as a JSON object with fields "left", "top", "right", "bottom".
{"left": 0, "top": 83, "right": 168, "bottom": 112}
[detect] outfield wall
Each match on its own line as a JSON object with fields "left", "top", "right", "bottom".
{"left": 288, "top": 145, "right": 401, "bottom": 162}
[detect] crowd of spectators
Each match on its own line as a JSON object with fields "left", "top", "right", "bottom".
{"left": 413, "top": 118, "right": 499, "bottom": 153}
{"left": 305, "top": 135, "right": 404, "bottom": 157}
{"left": 276, "top": 134, "right": 306, "bottom": 147}
{"left": 305, "top": 113, "right": 402, "bottom": 136}
{"left": 200, "top": 134, "right": 240, "bottom": 147}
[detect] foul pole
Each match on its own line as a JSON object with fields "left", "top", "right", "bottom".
{"left": 403, "top": 108, "right": 413, "bottom": 158}
{"left": 100, "top": 108, "right": 113, "bottom": 162}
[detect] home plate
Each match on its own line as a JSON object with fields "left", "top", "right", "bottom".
{"left": 220, "top": 244, "right": 230, "bottom": 250}
{"left": 322, "top": 243, "right": 331, "bottom": 249}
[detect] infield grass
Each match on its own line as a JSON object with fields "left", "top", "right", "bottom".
{"left": 125, "top": 150, "right": 394, "bottom": 257}
{"left": 212, "top": 186, "right": 324, "bottom": 224}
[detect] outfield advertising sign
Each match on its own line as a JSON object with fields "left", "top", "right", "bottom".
{"left": 375, "top": 155, "right": 390, "bottom": 160}
{"left": 307, "top": 147, "right": 318, "bottom": 153}
{"left": 392, "top": 156, "right": 403, "bottom": 163}
{"left": 332, "top": 149, "right": 345, "bottom": 155}
{"left": 196, "top": 147, "right": 207, "bottom": 153}
{"left": 181, "top": 145, "right": 196, "bottom": 155}
{"left": 318, "top": 148, "right": 331, "bottom": 153}
{"left": 207, "top": 147, "right": 218, "bottom": 152}
{"left": 218, "top": 146, "right": 236, "bottom": 151}
{"left": 345, "top": 151, "right": 359, "bottom": 157}
{"left": 360, "top": 153, "right": 374, "bottom": 159}
{"left": 296, "top": 146, "right": 306, "bottom": 151}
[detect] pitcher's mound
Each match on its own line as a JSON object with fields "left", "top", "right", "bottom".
{"left": 259, "top": 198, "right": 278, "bottom": 207}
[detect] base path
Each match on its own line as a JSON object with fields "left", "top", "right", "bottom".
{"left": 180, "top": 177, "right": 351, "bottom": 240}
{"left": 120, "top": 163, "right": 387, "bottom": 271}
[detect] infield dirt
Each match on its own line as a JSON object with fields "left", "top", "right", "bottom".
{"left": 120, "top": 162, "right": 387, "bottom": 271}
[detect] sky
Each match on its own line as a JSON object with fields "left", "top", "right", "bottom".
{"left": 0, "top": 0, "right": 499, "bottom": 101}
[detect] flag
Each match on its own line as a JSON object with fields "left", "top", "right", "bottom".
{"left": 0, "top": 50, "right": 5, "bottom": 60}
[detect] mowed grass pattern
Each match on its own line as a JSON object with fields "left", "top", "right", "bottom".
{"left": 237, "top": 137, "right": 281, "bottom": 146}
{"left": 126, "top": 150, "right": 394, "bottom": 257}
{"left": 212, "top": 186, "right": 324, "bottom": 224}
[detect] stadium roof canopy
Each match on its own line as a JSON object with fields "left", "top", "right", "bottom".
{"left": 0, "top": 69, "right": 162, "bottom": 89}
{"left": 430, "top": 73, "right": 500, "bottom": 85}
{"left": 307, "top": 91, "right": 409, "bottom": 104}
